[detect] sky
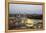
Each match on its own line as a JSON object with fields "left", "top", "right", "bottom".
{"left": 9, "top": 4, "right": 42, "bottom": 14}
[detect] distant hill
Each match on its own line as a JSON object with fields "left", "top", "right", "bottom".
{"left": 9, "top": 14, "right": 43, "bottom": 19}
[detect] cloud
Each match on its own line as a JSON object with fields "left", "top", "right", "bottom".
{"left": 9, "top": 4, "right": 42, "bottom": 14}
